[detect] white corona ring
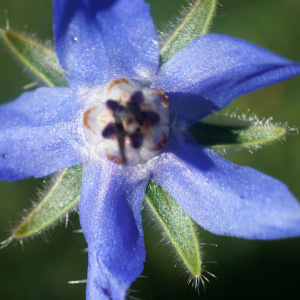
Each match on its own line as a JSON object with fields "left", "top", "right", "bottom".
{"left": 82, "top": 78, "right": 170, "bottom": 165}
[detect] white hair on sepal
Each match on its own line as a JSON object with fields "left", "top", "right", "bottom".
{"left": 0, "top": 236, "right": 14, "bottom": 250}
{"left": 68, "top": 279, "right": 87, "bottom": 285}
{"left": 142, "top": 194, "right": 217, "bottom": 293}
{"left": 4, "top": 9, "right": 10, "bottom": 30}
{"left": 126, "top": 289, "right": 145, "bottom": 300}
{"left": 0, "top": 171, "right": 80, "bottom": 249}
{"left": 200, "top": 109, "right": 297, "bottom": 156}
{"left": 184, "top": 221, "right": 218, "bottom": 294}
{"left": 158, "top": 0, "right": 218, "bottom": 51}
{"left": 158, "top": 0, "right": 197, "bottom": 49}
{"left": 1, "top": 25, "right": 57, "bottom": 89}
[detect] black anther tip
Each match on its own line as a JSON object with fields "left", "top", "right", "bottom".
{"left": 131, "top": 91, "right": 143, "bottom": 104}
{"left": 102, "top": 123, "right": 117, "bottom": 138}
{"left": 127, "top": 102, "right": 144, "bottom": 126}
{"left": 106, "top": 100, "right": 123, "bottom": 111}
{"left": 130, "top": 132, "right": 144, "bottom": 149}
{"left": 143, "top": 110, "right": 160, "bottom": 125}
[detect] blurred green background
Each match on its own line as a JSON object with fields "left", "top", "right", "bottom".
{"left": 1, "top": 0, "right": 300, "bottom": 299}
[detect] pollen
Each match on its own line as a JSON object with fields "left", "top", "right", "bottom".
{"left": 83, "top": 78, "right": 169, "bottom": 165}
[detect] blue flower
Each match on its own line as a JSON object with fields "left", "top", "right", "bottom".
{"left": 1, "top": 0, "right": 300, "bottom": 299}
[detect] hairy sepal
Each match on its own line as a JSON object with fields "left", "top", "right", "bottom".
{"left": 189, "top": 112, "right": 291, "bottom": 152}
{"left": 13, "top": 165, "right": 82, "bottom": 239}
{"left": 159, "top": 0, "right": 217, "bottom": 65}
{"left": 144, "top": 181, "right": 202, "bottom": 279}
{"left": 1, "top": 30, "right": 67, "bottom": 87}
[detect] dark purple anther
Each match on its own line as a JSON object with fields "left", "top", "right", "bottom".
{"left": 106, "top": 99, "right": 123, "bottom": 111}
{"left": 102, "top": 123, "right": 117, "bottom": 138}
{"left": 130, "top": 132, "right": 144, "bottom": 149}
{"left": 131, "top": 91, "right": 143, "bottom": 104}
{"left": 143, "top": 110, "right": 160, "bottom": 125}
{"left": 127, "top": 102, "right": 144, "bottom": 126}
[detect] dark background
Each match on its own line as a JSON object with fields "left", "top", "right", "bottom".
{"left": 1, "top": 0, "right": 300, "bottom": 299}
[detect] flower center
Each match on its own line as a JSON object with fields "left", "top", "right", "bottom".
{"left": 83, "top": 78, "right": 169, "bottom": 165}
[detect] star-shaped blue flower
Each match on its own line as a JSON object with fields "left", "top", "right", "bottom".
{"left": 1, "top": 0, "right": 300, "bottom": 299}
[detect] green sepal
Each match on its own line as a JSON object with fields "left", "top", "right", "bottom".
{"left": 189, "top": 120, "right": 287, "bottom": 149}
{"left": 1, "top": 30, "right": 68, "bottom": 87}
{"left": 144, "top": 181, "right": 202, "bottom": 278}
{"left": 160, "top": 0, "right": 217, "bottom": 65}
{"left": 13, "top": 165, "right": 82, "bottom": 239}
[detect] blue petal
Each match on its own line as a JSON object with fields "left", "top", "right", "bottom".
{"left": 154, "top": 34, "right": 300, "bottom": 130}
{"left": 147, "top": 132, "right": 300, "bottom": 239}
{"left": 0, "top": 88, "right": 84, "bottom": 181}
{"left": 54, "top": 0, "right": 159, "bottom": 89}
{"left": 79, "top": 160, "right": 150, "bottom": 300}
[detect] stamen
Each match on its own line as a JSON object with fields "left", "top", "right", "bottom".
{"left": 106, "top": 99, "right": 123, "bottom": 112}
{"left": 130, "top": 91, "right": 143, "bottom": 104}
{"left": 130, "top": 132, "right": 144, "bottom": 149}
{"left": 143, "top": 110, "right": 160, "bottom": 125}
{"left": 83, "top": 78, "right": 169, "bottom": 165}
{"left": 102, "top": 123, "right": 117, "bottom": 138}
{"left": 127, "top": 102, "right": 144, "bottom": 126}
{"left": 115, "top": 124, "right": 126, "bottom": 163}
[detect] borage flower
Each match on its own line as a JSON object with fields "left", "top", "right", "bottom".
{"left": 1, "top": 0, "right": 300, "bottom": 299}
